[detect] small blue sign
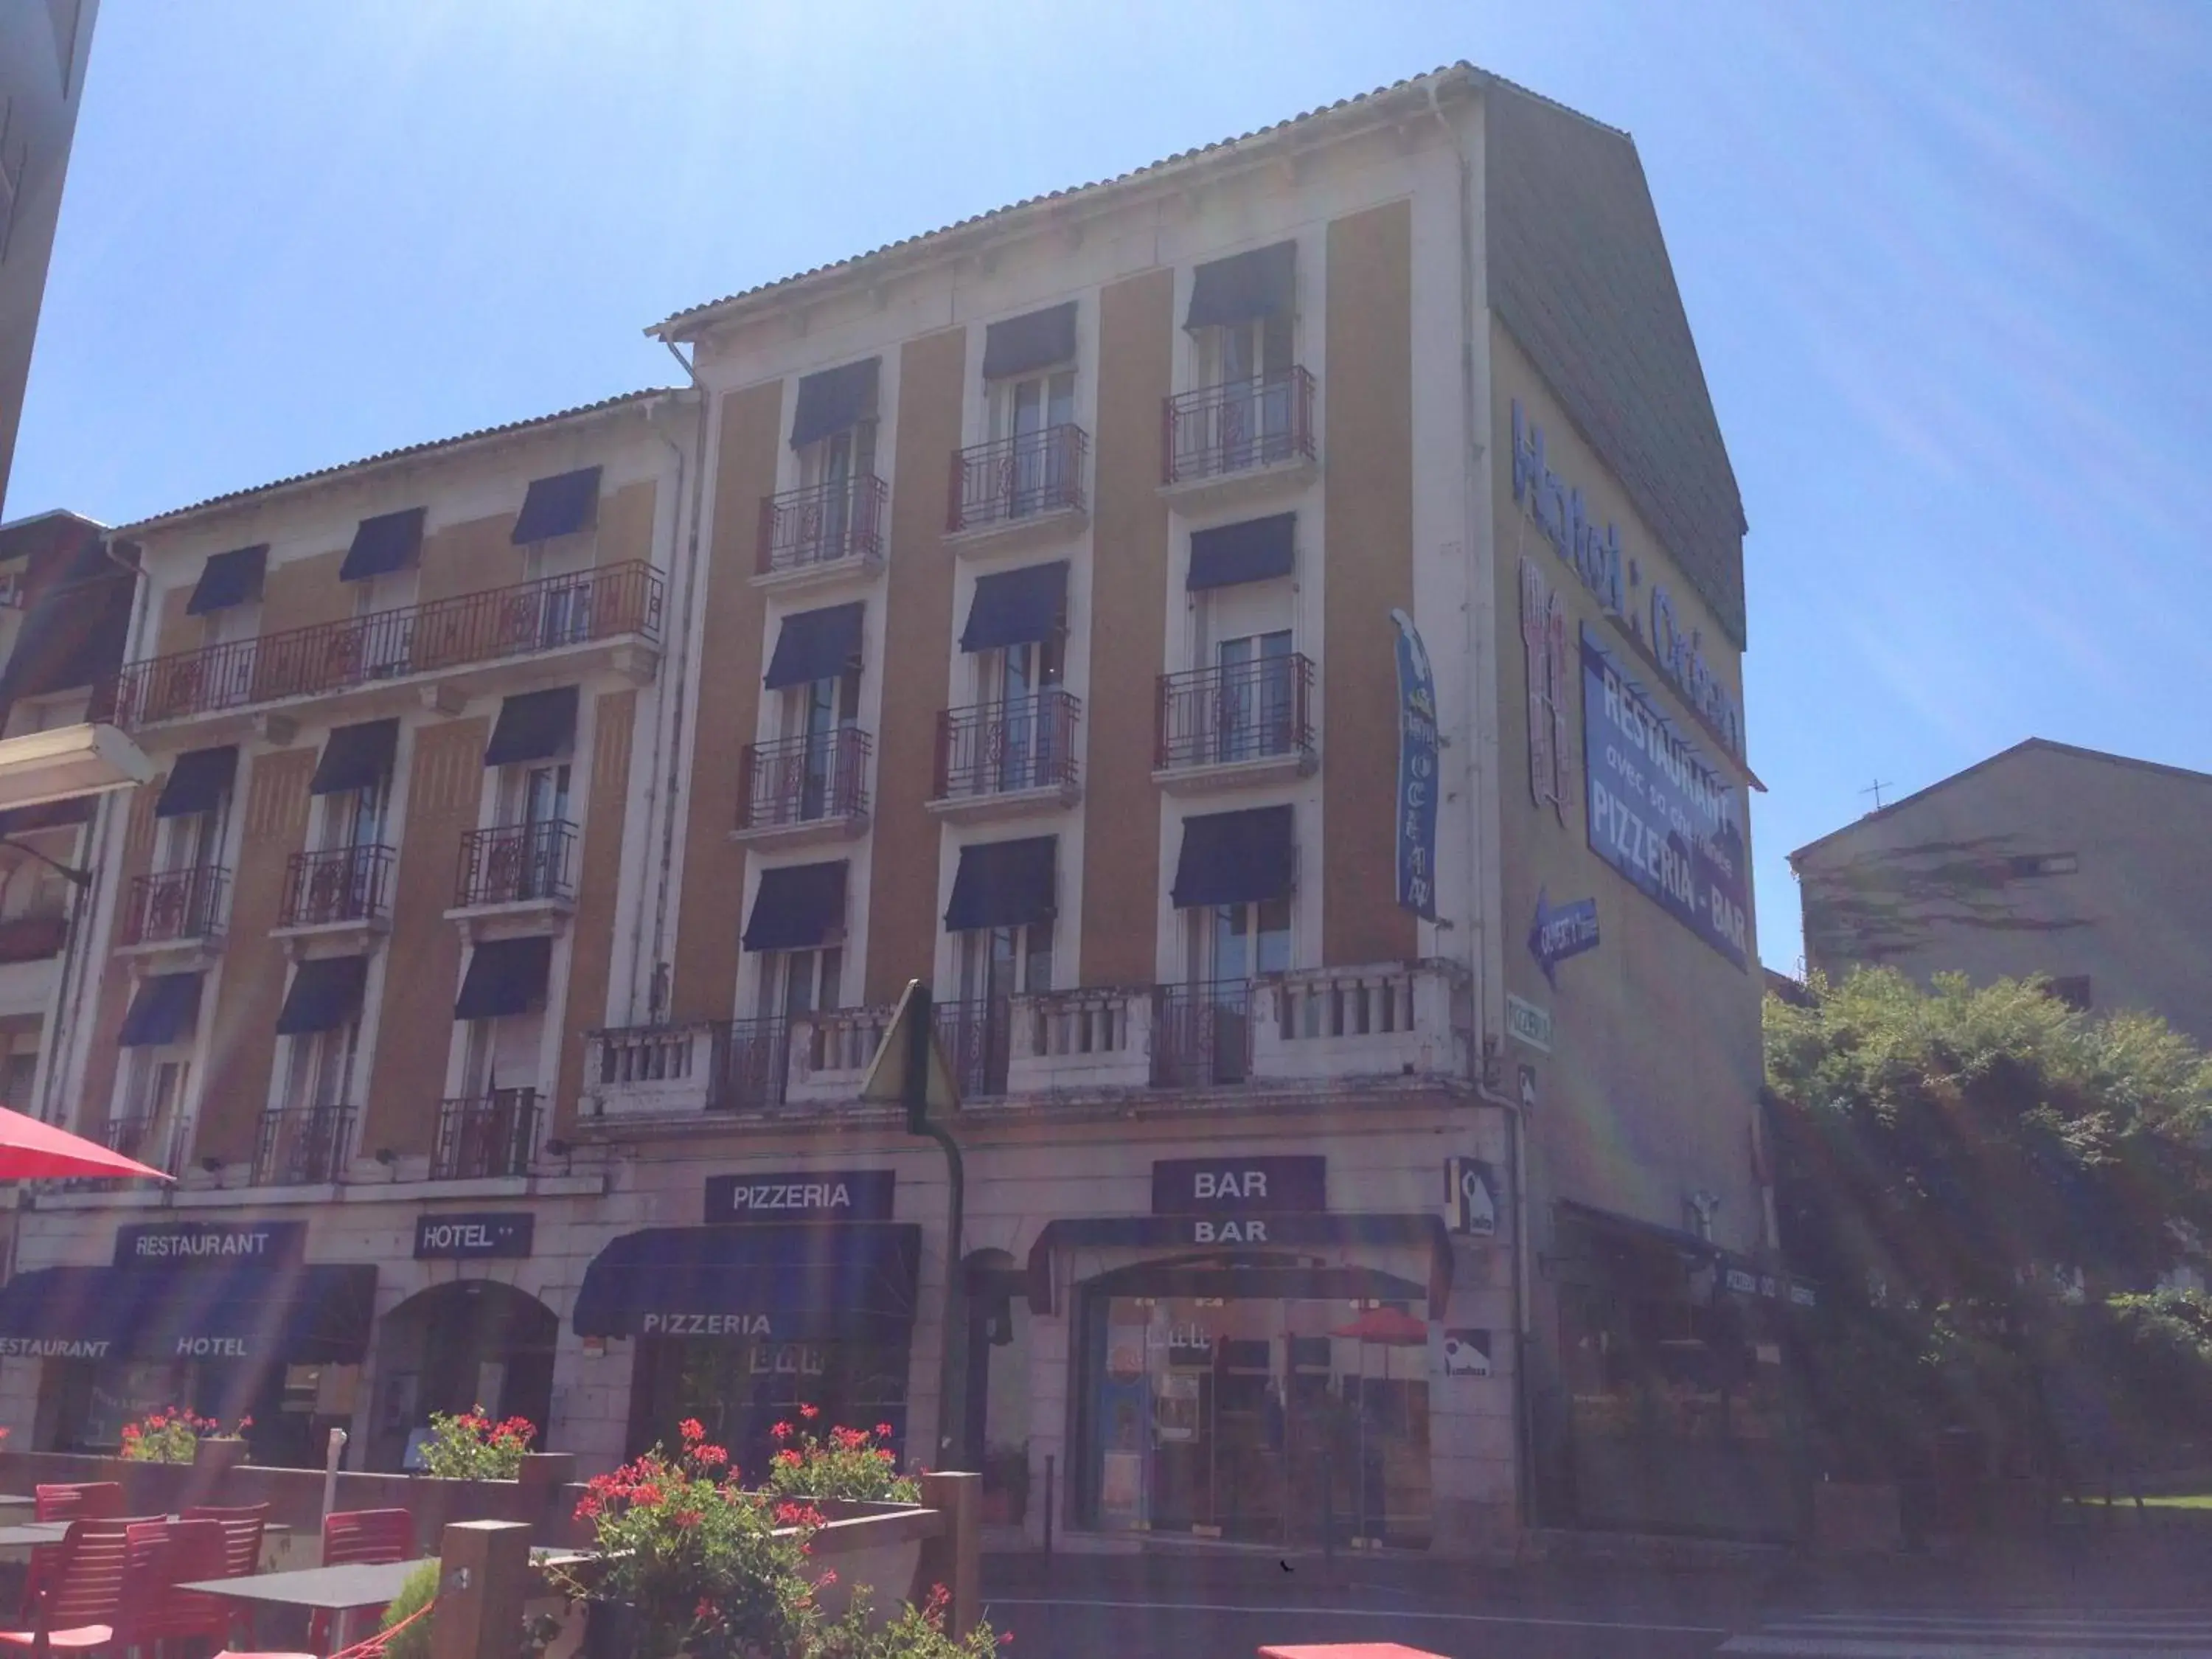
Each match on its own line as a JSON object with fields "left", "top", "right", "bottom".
{"left": 1391, "top": 608, "right": 1440, "bottom": 920}
{"left": 1528, "top": 886, "right": 1600, "bottom": 987}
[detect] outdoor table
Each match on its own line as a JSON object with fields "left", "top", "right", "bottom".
{"left": 179, "top": 1557, "right": 436, "bottom": 1614}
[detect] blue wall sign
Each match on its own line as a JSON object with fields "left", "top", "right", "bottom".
{"left": 1649, "top": 585, "right": 1745, "bottom": 760}
{"left": 1581, "top": 625, "right": 1750, "bottom": 969}
{"left": 1512, "top": 402, "right": 1625, "bottom": 617}
{"left": 1390, "top": 608, "right": 1440, "bottom": 919}
{"left": 1528, "top": 886, "right": 1600, "bottom": 987}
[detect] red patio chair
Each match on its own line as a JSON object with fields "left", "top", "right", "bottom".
{"left": 21, "top": 1489, "right": 126, "bottom": 1624}
{"left": 116, "top": 1519, "right": 232, "bottom": 1654}
{"left": 182, "top": 1504, "right": 271, "bottom": 1579}
{"left": 0, "top": 1517, "right": 133, "bottom": 1657}
{"left": 307, "top": 1510, "right": 414, "bottom": 1653}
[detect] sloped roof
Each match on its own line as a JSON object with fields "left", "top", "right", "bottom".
{"left": 1789, "top": 738, "right": 2212, "bottom": 865}
{"left": 1485, "top": 80, "right": 1747, "bottom": 647}
{"left": 652, "top": 63, "right": 1544, "bottom": 340}
{"left": 114, "top": 388, "right": 683, "bottom": 537}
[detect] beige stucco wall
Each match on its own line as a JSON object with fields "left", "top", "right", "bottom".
{"left": 1793, "top": 742, "right": 2212, "bottom": 1048}
{"left": 1487, "top": 324, "right": 1764, "bottom": 1257}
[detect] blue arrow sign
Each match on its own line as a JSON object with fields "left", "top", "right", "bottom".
{"left": 1528, "top": 886, "right": 1600, "bottom": 987}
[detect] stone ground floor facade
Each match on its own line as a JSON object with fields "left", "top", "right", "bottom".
{"left": 0, "top": 1092, "right": 1528, "bottom": 1554}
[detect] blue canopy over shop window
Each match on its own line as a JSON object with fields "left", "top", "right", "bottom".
{"left": 117, "top": 973, "right": 202, "bottom": 1048}
{"left": 340, "top": 507, "right": 425, "bottom": 582}
{"left": 511, "top": 467, "right": 602, "bottom": 544}
{"left": 573, "top": 1222, "right": 922, "bottom": 1346}
{"left": 185, "top": 546, "right": 266, "bottom": 616}
{"left": 0, "top": 1262, "right": 376, "bottom": 1364}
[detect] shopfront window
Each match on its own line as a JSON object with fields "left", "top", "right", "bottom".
{"left": 1079, "top": 1282, "right": 1431, "bottom": 1548}
{"left": 627, "top": 1335, "right": 908, "bottom": 1477}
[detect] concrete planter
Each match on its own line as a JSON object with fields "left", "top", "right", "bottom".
{"left": 1811, "top": 1480, "right": 1902, "bottom": 1554}
{"left": 192, "top": 1436, "right": 249, "bottom": 1477}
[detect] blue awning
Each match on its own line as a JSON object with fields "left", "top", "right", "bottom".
{"left": 1186, "top": 240, "right": 1296, "bottom": 330}
{"left": 0, "top": 1262, "right": 376, "bottom": 1364}
{"left": 117, "top": 973, "right": 202, "bottom": 1048}
{"left": 512, "top": 467, "right": 602, "bottom": 544}
{"left": 764, "top": 602, "right": 863, "bottom": 691}
{"left": 1170, "top": 805, "right": 1294, "bottom": 908}
{"left": 573, "top": 1223, "right": 922, "bottom": 1345}
{"left": 186, "top": 546, "right": 267, "bottom": 616}
{"left": 1188, "top": 513, "right": 1295, "bottom": 591}
{"left": 340, "top": 508, "right": 425, "bottom": 582}
{"left": 276, "top": 955, "right": 368, "bottom": 1036}
{"left": 959, "top": 562, "right": 1065, "bottom": 653}
{"left": 789, "top": 361, "right": 879, "bottom": 451}
{"left": 154, "top": 746, "right": 237, "bottom": 819}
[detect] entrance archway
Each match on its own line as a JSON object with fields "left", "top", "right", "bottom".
{"left": 369, "top": 1281, "right": 557, "bottom": 1470}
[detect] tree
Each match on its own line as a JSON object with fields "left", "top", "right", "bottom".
{"left": 1764, "top": 968, "right": 2212, "bottom": 1478}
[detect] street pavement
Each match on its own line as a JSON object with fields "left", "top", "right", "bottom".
{"left": 980, "top": 1523, "right": 2212, "bottom": 1659}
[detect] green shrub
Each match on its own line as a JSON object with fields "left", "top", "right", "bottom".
{"left": 379, "top": 1562, "right": 438, "bottom": 1659}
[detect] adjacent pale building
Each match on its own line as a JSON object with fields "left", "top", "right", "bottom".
{"left": 1792, "top": 737, "right": 2212, "bottom": 1047}
{"left": 0, "top": 64, "right": 1790, "bottom": 1550}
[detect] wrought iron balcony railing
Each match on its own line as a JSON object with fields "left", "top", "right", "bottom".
{"left": 122, "top": 865, "right": 228, "bottom": 947}
{"left": 454, "top": 820, "right": 575, "bottom": 908}
{"left": 1154, "top": 653, "right": 1315, "bottom": 773}
{"left": 757, "top": 475, "right": 888, "bottom": 575}
{"left": 432, "top": 1088, "right": 538, "bottom": 1180}
{"left": 279, "top": 844, "right": 394, "bottom": 928}
{"left": 1162, "top": 367, "right": 1316, "bottom": 485}
{"left": 107, "top": 560, "right": 664, "bottom": 728}
{"left": 933, "top": 691, "right": 1079, "bottom": 800}
{"left": 737, "top": 728, "right": 871, "bottom": 832}
{"left": 102, "top": 1112, "right": 187, "bottom": 1178}
{"left": 947, "top": 425, "right": 1088, "bottom": 533}
{"left": 253, "top": 1104, "right": 354, "bottom": 1186}
{"left": 0, "top": 912, "right": 68, "bottom": 963}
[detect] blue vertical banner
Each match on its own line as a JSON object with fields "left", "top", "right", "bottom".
{"left": 1391, "top": 608, "right": 1440, "bottom": 919}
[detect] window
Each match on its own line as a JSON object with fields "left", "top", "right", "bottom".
{"left": 2006, "top": 852, "right": 2079, "bottom": 878}
{"left": 283, "top": 1020, "right": 358, "bottom": 1113}
{"left": 990, "top": 369, "right": 1076, "bottom": 519}
{"left": 959, "top": 922, "right": 1052, "bottom": 1005}
{"left": 973, "top": 635, "right": 1064, "bottom": 793}
{"left": 1192, "top": 897, "right": 1290, "bottom": 985}
{"left": 782, "top": 672, "right": 859, "bottom": 821}
{"left": 502, "top": 763, "right": 571, "bottom": 902}
{"left": 320, "top": 774, "right": 386, "bottom": 854}
{"left": 119, "top": 1052, "right": 189, "bottom": 1170}
{"left": 1214, "top": 630, "right": 1296, "bottom": 762}
{"left": 354, "top": 571, "right": 418, "bottom": 677}
{"left": 757, "top": 946, "right": 843, "bottom": 1024}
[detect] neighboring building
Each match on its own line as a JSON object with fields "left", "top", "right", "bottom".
{"left": 0, "top": 507, "right": 131, "bottom": 1124}
{"left": 0, "top": 0, "right": 100, "bottom": 513}
{"left": 0, "top": 64, "right": 1782, "bottom": 1551}
{"left": 1791, "top": 738, "right": 2212, "bottom": 1046}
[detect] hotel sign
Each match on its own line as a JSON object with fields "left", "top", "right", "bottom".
{"left": 414, "top": 1213, "right": 535, "bottom": 1259}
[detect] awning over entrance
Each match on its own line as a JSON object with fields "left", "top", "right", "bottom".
{"left": 574, "top": 1223, "right": 922, "bottom": 1346}
{"left": 1024, "top": 1213, "right": 1453, "bottom": 1315}
{"left": 1555, "top": 1200, "right": 1815, "bottom": 1309}
{"left": 0, "top": 1262, "right": 376, "bottom": 1365}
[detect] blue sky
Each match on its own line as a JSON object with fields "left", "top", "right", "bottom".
{"left": 10, "top": 1, "right": 2209, "bottom": 972}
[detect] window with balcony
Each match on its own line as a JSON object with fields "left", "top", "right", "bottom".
{"left": 187, "top": 543, "right": 265, "bottom": 652}
{"left": 939, "top": 562, "right": 1074, "bottom": 802}
{"left": 733, "top": 859, "right": 849, "bottom": 1110}
{"left": 759, "top": 360, "right": 885, "bottom": 576}
{"left": 341, "top": 507, "right": 426, "bottom": 677}
{"left": 451, "top": 936, "right": 552, "bottom": 1166}
{"left": 288, "top": 718, "right": 399, "bottom": 928}
{"left": 128, "top": 747, "right": 234, "bottom": 946}
{"left": 745, "top": 604, "right": 869, "bottom": 834}
{"left": 462, "top": 689, "right": 579, "bottom": 907}
{"left": 941, "top": 837, "right": 1057, "bottom": 1096}
{"left": 112, "top": 971, "right": 201, "bottom": 1174}
{"left": 265, "top": 953, "right": 367, "bottom": 1183}
{"left": 1160, "top": 805, "right": 1295, "bottom": 1086}
{"left": 1169, "top": 241, "right": 1312, "bottom": 484}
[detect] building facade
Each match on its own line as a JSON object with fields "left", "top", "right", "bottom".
{"left": 0, "top": 65, "right": 1788, "bottom": 1551}
{"left": 0, "top": 0, "right": 100, "bottom": 513}
{"left": 1792, "top": 738, "right": 2212, "bottom": 1048}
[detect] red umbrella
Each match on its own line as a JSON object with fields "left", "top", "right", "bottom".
{"left": 0, "top": 1103, "right": 170, "bottom": 1182}
{"left": 1330, "top": 1308, "right": 1430, "bottom": 1346}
